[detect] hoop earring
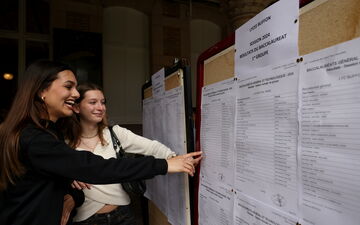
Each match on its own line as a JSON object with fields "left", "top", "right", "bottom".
{"left": 41, "top": 96, "right": 45, "bottom": 101}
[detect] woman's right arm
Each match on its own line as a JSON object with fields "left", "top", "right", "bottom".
{"left": 21, "top": 127, "right": 201, "bottom": 184}
{"left": 22, "top": 127, "right": 167, "bottom": 184}
{"left": 71, "top": 151, "right": 203, "bottom": 190}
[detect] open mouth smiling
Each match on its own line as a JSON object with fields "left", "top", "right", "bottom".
{"left": 64, "top": 99, "right": 76, "bottom": 107}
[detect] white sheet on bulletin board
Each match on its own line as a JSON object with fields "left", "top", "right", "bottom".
{"left": 234, "top": 193, "right": 297, "bottom": 225}
{"left": 234, "top": 59, "right": 300, "bottom": 217}
{"left": 199, "top": 78, "right": 236, "bottom": 190}
{"left": 142, "top": 97, "right": 155, "bottom": 140}
{"left": 144, "top": 70, "right": 190, "bottom": 225}
{"left": 299, "top": 37, "right": 360, "bottom": 225}
{"left": 164, "top": 86, "right": 189, "bottom": 225}
{"left": 199, "top": 37, "right": 360, "bottom": 225}
{"left": 198, "top": 179, "right": 234, "bottom": 225}
{"left": 235, "top": 0, "right": 299, "bottom": 78}
{"left": 152, "top": 68, "right": 165, "bottom": 98}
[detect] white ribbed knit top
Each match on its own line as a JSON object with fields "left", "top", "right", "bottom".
{"left": 73, "top": 125, "right": 175, "bottom": 222}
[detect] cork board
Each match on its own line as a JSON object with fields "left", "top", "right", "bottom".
{"left": 149, "top": 201, "right": 171, "bottom": 225}
{"left": 144, "top": 87, "right": 153, "bottom": 99}
{"left": 144, "top": 69, "right": 183, "bottom": 99}
{"left": 299, "top": 0, "right": 360, "bottom": 55}
{"left": 203, "top": 46, "right": 235, "bottom": 86}
{"left": 203, "top": 0, "right": 360, "bottom": 84}
{"left": 165, "top": 69, "right": 183, "bottom": 91}
{"left": 142, "top": 67, "right": 192, "bottom": 225}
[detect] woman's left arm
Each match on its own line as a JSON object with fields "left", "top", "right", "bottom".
{"left": 60, "top": 186, "right": 85, "bottom": 225}
{"left": 112, "top": 125, "right": 176, "bottom": 159}
{"left": 61, "top": 194, "right": 75, "bottom": 225}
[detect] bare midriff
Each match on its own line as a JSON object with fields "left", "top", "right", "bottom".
{"left": 96, "top": 204, "right": 118, "bottom": 214}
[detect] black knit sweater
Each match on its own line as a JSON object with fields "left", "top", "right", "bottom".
{"left": 0, "top": 121, "right": 167, "bottom": 225}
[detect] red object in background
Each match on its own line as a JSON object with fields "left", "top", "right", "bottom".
{"left": 300, "top": 0, "right": 314, "bottom": 7}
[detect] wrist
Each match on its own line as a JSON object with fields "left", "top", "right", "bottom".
{"left": 167, "top": 153, "right": 176, "bottom": 159}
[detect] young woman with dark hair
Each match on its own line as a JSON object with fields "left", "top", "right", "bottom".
{"left": 0, "top": 60, "right": 202, "bottom": 225}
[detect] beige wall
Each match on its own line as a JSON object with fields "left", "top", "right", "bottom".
{"left": 103, "top": 7, "right": 150, "bottom": 124}
{"left": 51, "top": 0, "right": 229, "bottom": 124}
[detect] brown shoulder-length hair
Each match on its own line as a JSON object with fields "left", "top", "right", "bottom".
{"left": 0, "top": 60, "right": 76, "bottom": 191}
{"left": 62, "top": 83, "right": 108, "bottom": 149}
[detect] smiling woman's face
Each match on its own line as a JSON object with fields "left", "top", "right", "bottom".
{"left": 75, "top": 89, "right": 106, "bottom": 125}
{"left": 40, "top": 70, "right": 79, "bottom": 122}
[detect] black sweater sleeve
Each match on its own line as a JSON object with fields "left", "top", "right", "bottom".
{"left": 20, "top": 125, "right": 168, "bottom": 184}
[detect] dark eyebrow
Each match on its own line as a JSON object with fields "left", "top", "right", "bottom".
{"left": 65, "top": 80, "right": 77, "bottom": 86}
{"left": 88, "top": 98, "right": 105, "bottom": 101}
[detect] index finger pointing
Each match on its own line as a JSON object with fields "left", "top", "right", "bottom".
{"left": 186, "top": 151, "right": 202, "bottom": 157}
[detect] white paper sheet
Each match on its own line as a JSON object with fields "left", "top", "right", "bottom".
{"left": 144, "top": 97, "right": 168, "bottom": 215}
{"left": 146, "top": 175, "right": 169, "bottom": 216}
{"left": 200, "top": 78, "right": 236, "bottom": 189}
{"left": 143, "top": 96, "right": 158, "bottom": 202}
{"left": 299, "top": 37, "right": 360, "bottom": 225}
{"left": 234, "top": 193, "right": 297, "bottom": 225}
{"left": 199, "top": 179, "right": 234, "bottom": 225}
{"left": 234, "top": 59, "right": 299, "bottom": 216}
{"left": 151, "top": 68, "right": 165, "bottom": 98}
{"left": 164, "top": 86, "right": 189, "bottom": 225}
{"left": 235, "top": 0, "right": 299, "bottom": 78}
{"left": 163, "top": 86, "right": 186, "bottom": 154}
{"left": 152, "top": 98, "right": 166, "bottom": 143}
{"left": 142, "top": 97, "right": 154, "bottom": 140}
{"left": 145, "top": 72, "right": 168, "bottom": 215}
{"left": 144, "top": 70, "right": 192, "bottom": 224}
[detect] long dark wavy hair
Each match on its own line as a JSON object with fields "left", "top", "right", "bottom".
{"left": 63, "top": 83, "right": 108, "bottom": 149}
{"left": 0, "top": 60, "right": 75, "bottom": 191}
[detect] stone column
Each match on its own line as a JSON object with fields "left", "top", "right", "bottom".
{"left": 221, "top": 0, "right": 274, "bottom": 31}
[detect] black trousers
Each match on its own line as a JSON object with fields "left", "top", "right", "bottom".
{"left": 73, "top": 205, "right": 137, "bottom": 225}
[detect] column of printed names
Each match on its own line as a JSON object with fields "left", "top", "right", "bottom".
{"left": 164, "top": 87, "right": 188, "bottom": 225}
{"left": 199, "top": 78, "right": 236, "bottom": 225}
{"left": 234, "top": 60, "right": 299, "bottom": 218}
{"left": 299, "top": 37, "right": 360, "bottom": 225}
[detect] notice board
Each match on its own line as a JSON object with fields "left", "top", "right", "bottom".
{"left": 194, "top": 0, "right": 360, "bottom": 224}
{"left": 142, "top": 62, "right": 195, "bottom": 225}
